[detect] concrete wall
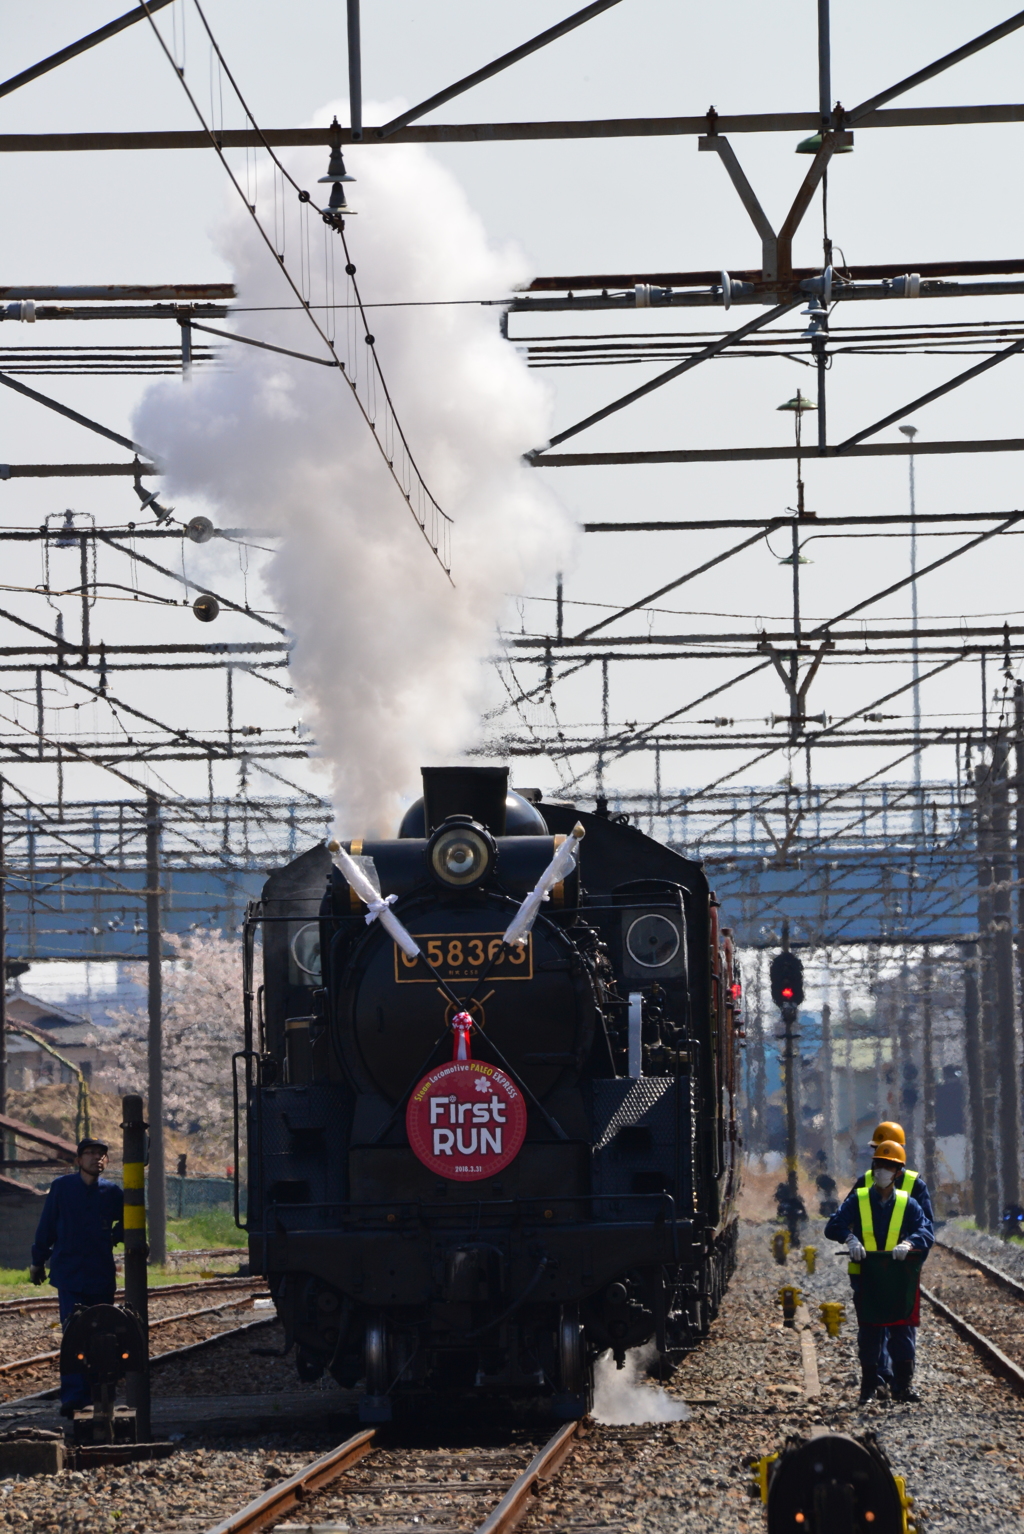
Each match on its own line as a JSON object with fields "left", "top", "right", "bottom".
{"left": 0, "top": 1179, "right": 46, "bottom": 1271}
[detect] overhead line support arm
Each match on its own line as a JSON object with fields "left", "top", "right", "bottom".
{"left": 530, "top": 300, "right": 801, "bottom": 455}
{"left": 844, "top": 10, "right": 1024, "bottom": 124}
{"left": 0, "top": 0, "right": 177, "bottom": 101}
{"left": 375, "top": 0, "right": 625, "bottom": 137}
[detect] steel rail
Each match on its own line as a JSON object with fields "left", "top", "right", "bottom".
{"left": 198, "top": 1419, "right": 579, "bottom": 1534}
{"left": 0, "top": 1317, "right": 277, "bottom": 1409}
{"left": 935, "top": 1237, "right": 1024, "bottom": 1304}
{"left": 203, "top": 1431, "right": 376, "bottom": 1534}
{"left": 0, "top": 1273, "right": 259, "bottom": 1315}
{"left": 921, "top": 1286, "right": 1024, "bottom": 1392}
{"left": 475, "top": 1422, "right": 581, "bottom": 1534}
{"left": 0, "top": 1295, "right": 267, "bottom": 1374}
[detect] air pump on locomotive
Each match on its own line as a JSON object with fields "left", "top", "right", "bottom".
{"left": 240, "top": 766, "right": 740, "bottom": 1420}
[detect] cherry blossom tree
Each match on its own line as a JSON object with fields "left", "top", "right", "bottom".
{"left": 102, "top": 928, "right": 244, "bottom": 1163}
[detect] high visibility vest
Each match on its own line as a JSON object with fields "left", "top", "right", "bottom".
{"left": 848, "top": 1187, "right": 910, "bottom": 1274}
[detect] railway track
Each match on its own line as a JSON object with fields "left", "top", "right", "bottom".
{"left": 202, "top": 1422, "right": 582, "bottom": 1534}
{"left": 935, "top": 1234, "right": 1024, "bottom": 1302}
{"left": 0, "top": 1293, "right": 270, "bottom": 1378}
{"left": 0, "top": 1272, "right": 256, "bottom": 1316}
{"left": 919, "top": 1237, "right": 1024, "bottom": 1394}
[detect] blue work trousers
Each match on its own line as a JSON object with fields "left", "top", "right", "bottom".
{"left": 58, "top": 1288, "right": 115, "bottom": 1408}
{"left": 858, "top": 1322, "right": 916, "bottom": 1388}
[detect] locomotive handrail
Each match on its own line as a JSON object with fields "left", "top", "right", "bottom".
{"left": 231, "top": 1048, "right": 258, "bottom": 1234}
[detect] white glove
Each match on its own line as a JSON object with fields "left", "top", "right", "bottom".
{"left": 846, "top": 1235, "right": 866, "bottom": 1262}
{"left": 892, "top": 1242, "right": 912, "bottom": 1262}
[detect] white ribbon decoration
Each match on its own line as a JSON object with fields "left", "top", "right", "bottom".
{"left": 502, "top": 823, "right": 585, "bottom": 947}
{"left": 328, "top": 840, "right": 422, "bottom": 960}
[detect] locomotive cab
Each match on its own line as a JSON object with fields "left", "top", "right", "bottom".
{"left": 243, "top": 766, "right": 740, "bottom": 1420}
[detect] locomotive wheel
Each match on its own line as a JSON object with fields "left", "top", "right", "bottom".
{"left": 359, "top": 1315, "right": 393, "bottom": 1423}
{"left": 365, "top": 1315, "right": 389, "bottom": 1395}
{"left": 552, "top": 1304, "right": 592, "bottom": 1419}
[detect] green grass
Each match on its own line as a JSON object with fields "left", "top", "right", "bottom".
{"left": 164, "top": 1207, "right": 247, "bottom": 1251}
{"left": 0, "top": 1269, "right": 39, "bottom": 1298}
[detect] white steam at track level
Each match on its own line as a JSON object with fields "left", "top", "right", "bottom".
{"left": 592, "top": 1345, "right": 691, "bottom": 1424}
{"left": 135, "top": 107, "right": 574, "bottom": 833}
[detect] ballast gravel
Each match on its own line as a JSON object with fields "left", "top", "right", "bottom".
{"left": 942, "top": 1222, "right": 1024, "bottom": 1285}
{"left": 2, "top": 1218, "right": 1023, "bottom": 1531}
{"left": 0, "top": 1291, "right": 267, "bottom": 1405}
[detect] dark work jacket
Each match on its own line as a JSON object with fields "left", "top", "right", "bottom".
{"left": 824, "top": 1183, "right": 933, "bottom": 1255}
{"left": 31, "top": 1174, "right": 124, "bottom": 1292}
{"left": 849, "top": 1168, "right": 935, "bottom": 1229}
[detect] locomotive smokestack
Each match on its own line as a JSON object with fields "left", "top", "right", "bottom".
{"left": 420, "top": 765, "right": 509, "bottom": 834}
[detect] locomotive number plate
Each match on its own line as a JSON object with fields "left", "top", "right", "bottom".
{"left": 395, "top": 932, "right": 533, "bottom": 983}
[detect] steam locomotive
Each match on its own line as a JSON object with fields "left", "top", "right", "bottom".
{"left": 241, "top": 766, "right": 741, "bottom": 1420}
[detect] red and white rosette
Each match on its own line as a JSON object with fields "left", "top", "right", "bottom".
{"left": 405, "top": 1059, "right": 527, "bottom": 1181}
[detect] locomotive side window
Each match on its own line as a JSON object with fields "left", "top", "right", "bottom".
{"left": 625, "top": 914, "right": 680, "bottom": 969}
{"left": 289, "top": 921, "right": 322, "bottom": 985}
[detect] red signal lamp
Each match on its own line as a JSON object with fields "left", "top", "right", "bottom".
{"left": 781, "top": 986, "right": 794, "bottom": 999}
{"left": 730, "top": 982, "right": 742, "bottom": 998}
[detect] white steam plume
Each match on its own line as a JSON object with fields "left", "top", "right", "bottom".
{"left": 592, "top": 1345, "right": 690, "bottom": 1424}
{"left": 134, "top": 111, "right": 573, "bottom": 833}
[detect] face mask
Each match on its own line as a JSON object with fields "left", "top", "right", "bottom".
{"left": 873, "top": 1166, "right": 896, "bottom": 1189}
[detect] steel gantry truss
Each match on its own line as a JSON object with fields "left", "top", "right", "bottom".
{"left": 2, "top": 0, "right": 1024, "bottom": 1246}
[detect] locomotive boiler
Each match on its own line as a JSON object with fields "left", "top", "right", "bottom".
{"left": 240, "top": 765, "right": 741, "bottom": 1420}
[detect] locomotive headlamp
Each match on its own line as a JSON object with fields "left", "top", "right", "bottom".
{"left": 428, "top": 819, "right": 495, "bottom": 888}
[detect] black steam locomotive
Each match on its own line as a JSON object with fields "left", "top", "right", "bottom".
{"left": 240, "top": 766, "right": 740, "bottom": 1420}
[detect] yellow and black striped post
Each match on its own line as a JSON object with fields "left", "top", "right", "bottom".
{"left": 122, "top": 1093, "right": 150, "bottom": 1440}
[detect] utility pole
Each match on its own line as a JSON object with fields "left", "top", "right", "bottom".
{"left": 920, "top": 946, "right": 937, "bottom": 1197}
{"left": 146, "top": 793, "right": 166, "bottom": 1266}
{"left": 820, "top": 996, "right": 835, "bottom": 1173}
{"left": 992, "top": 732, "right": 1020, "bottom": 1210}
{"left": 0, "top": 779, "right": 6, "bottom": 1119}
{"left": 962, "top": 940, "right": 987, "bottom": 1226}
{"left": 1015, "top": 680, "right": 1024, "bottom": 1198}
{"left": 840, "top": 987, "right": 857, "bottom": 1174}
{"left": 975, "top": 763, "right": 1001, "bottom": 1227}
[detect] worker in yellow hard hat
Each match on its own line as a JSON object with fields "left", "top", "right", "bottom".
{"left": 826, "top": 1139, "right": 933, "bottom": 1403}
{"left": 854, "top": 1123, "right": 934, "bottom": 1227}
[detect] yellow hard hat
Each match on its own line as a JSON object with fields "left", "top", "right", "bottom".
{"left": 873, "top": 1139, "right": 906, "bottom": 1166}
{"left": 871, "top": 1121, "right": 905, "bottom": 1147}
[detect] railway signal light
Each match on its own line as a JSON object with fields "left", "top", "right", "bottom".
{"left": 770, "top": 951, "right": 804, "bottom": 1011}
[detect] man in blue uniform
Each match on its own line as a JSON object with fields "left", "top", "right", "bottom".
{"left": 29, "top": 1138, "right": 124, "bottom": 1417}
{"left": 841, "top": 1120, "right": 934, "bottom": 1391}
{"left": 825, "top": 1139, "right": 932, "bottom": 1404}
{"left": 850, "top": 1121, "right": 934, "bottom": 1227}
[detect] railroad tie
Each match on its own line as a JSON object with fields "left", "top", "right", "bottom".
{"left": 794, "top": 1304, "right": 821, "bottom": 1398}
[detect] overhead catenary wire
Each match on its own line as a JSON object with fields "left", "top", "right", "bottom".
{"left": 137, "top": 0, "right": 453, "bottom": 579}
